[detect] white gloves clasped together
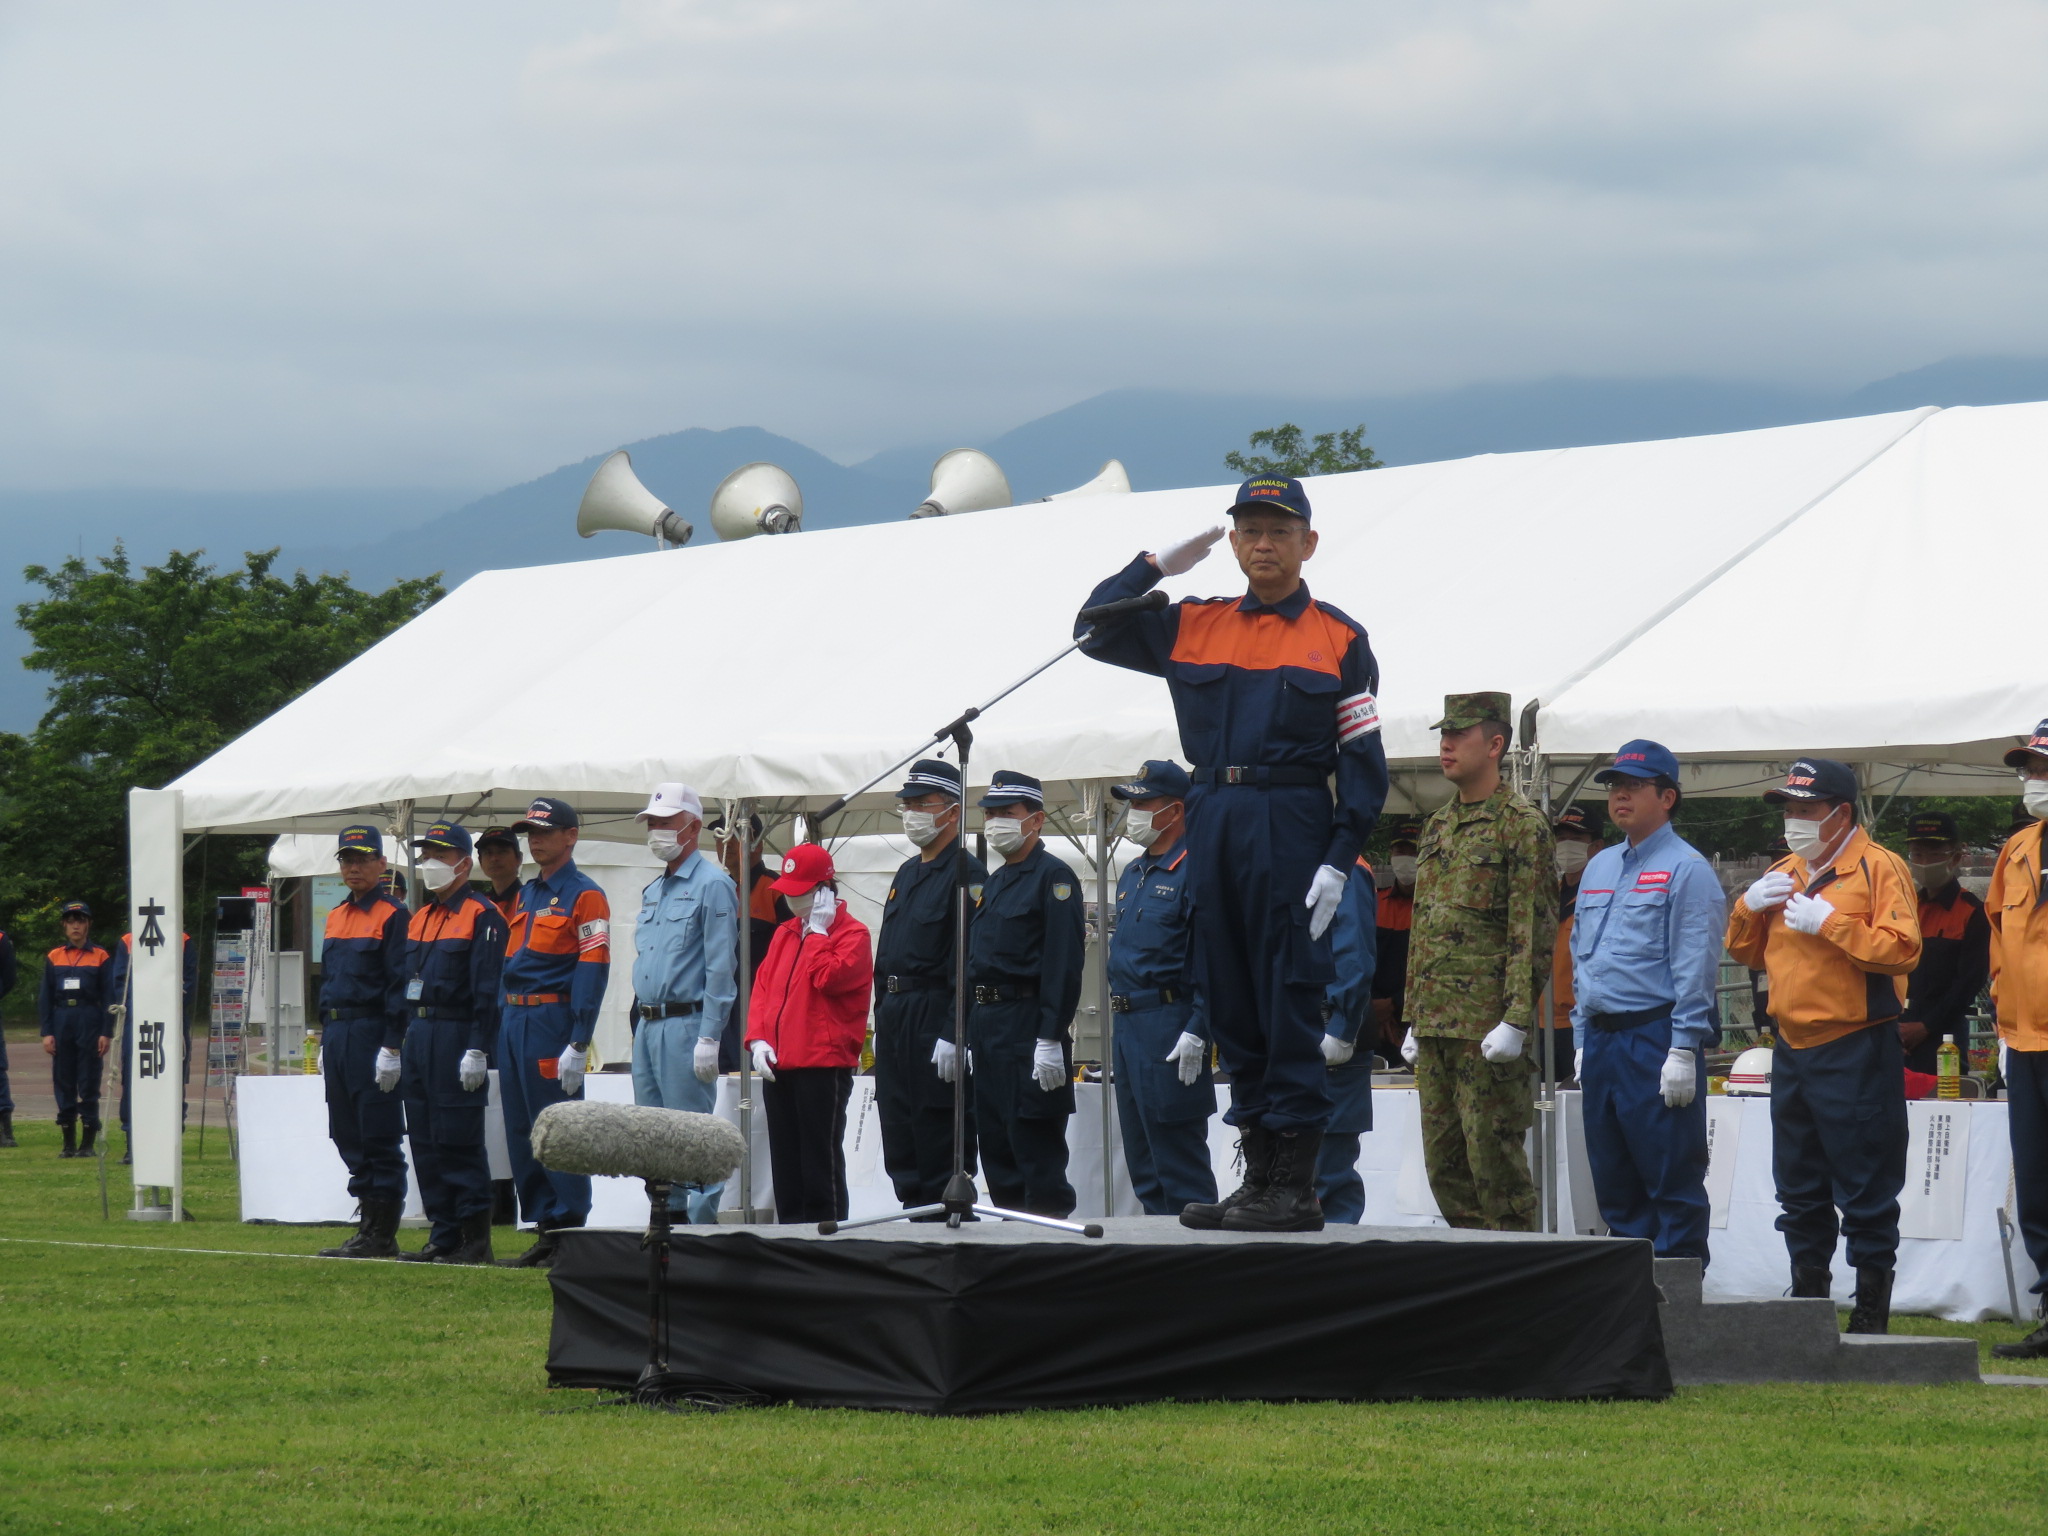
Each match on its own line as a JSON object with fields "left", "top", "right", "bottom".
{"left": 1745, "top": 869, "right": 1834, "bottom": 935}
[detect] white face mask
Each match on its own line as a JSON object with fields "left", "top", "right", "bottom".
{"left": 783, "top": 889, "right": 815, "bottom": 921}
{"left": 646, "top": 828, "right": 684, "bottom": 862}
{"left": 984, "top": 816, "right": 1029, "bottom": 856}
{"left": 2024, "top": 776, "right": 2048, "bottom": 821}
{"left": 1555, "top": 841, "right": 1589, "bottom": 877}
{"left": 1782, "top": 811, "right": 1839, "bottom": 863}
{"left": 1910, "top": 857, "right": 1955, "bottom": 891}
{"left": 420, "top": 858, "right": 462, "bottom": 892}
{"left": 1389, "top": 855, "right": 1418, "bottom": 884}
{"left": 1125, "top": 807, "right": 1171, "bottom": 849}
{"left": 900, "top": 808, "right": 948, "bottom": 848}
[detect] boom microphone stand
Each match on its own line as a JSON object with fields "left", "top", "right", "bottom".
{"left": 813, "top": 590, "right": 1167, "bottom": 1238}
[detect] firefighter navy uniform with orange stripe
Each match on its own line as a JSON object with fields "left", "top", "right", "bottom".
{"left": 1107, "top": 764, "right": 1217, "bottom": 1215}
{"left": 41, "top": 935, "right": 115, "bottom": 1134}
{"left": 1316, "top": 858, "right": 1379, "bottom": 1223}
{"left": 1902, "top": 878, "right": 1989, "bottom": 1076}
{"left": 320, "top": 885, "right": 412, "bottom": 1206}
{"left": 501, "top": 854, "right": 610, "bottom": 1231}
{"left": 1079, "top": 555, "right": 1389, "bottom": 1134}
{"left": 403, "top": 879, "right": 508, "bottom": 1249}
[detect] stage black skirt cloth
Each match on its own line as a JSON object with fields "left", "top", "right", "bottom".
{"left": 546, "top": 1220, "right": 1671, "bottom": 1413}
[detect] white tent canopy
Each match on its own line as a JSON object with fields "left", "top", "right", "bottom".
{"left": 170, "top": 401, "right": 2046, "bottom": 835}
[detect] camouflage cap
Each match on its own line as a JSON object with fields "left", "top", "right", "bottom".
{"left": 1431, "top": 691, "right": 1512, "bottom": 731}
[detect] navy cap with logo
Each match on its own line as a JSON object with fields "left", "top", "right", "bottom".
{"left": 509, "top": 796, "right": 579, "bottom": 833}
{"left": 1763, "top": 757, "right": 1859, "bottom": 805}
{"left": 474, "top": 826, "right": 520, "bottom": 854}
{"left": 1906, "top": 810, "right": 1961, "bottom": 844}
{"left": 59, "top": 900, "right": 91, "bottom": 921}
{"left": 1553, "top": 803, "right": 1607, "bottom": 839}
{"left": 1230, "top": 475, "right": 1313, "bottom": 524}
{"left": 1385, "top": 815, "right": 1424, "bottom": 846}
{"left": 2002, "top": 718, "right": 2048, "bottom": 769}
{"left": 976, "top": 770, "right": 1045, "bottom": 810}
{"left": 336, "top": 824, "right": 384, "bottom": 858}
{"left": 1594, "top": 739, "right": 1681, "bottom": 786}
{"left": 896, "top": 758, "right": 964, "bottom": 800}
{"left": 411, "top": 820, "right": 474, "bottom": 857}
{"left": 1111, "top": 759, "right": 1191, "bottom": 802}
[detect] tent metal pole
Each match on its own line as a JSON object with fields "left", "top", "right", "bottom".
{"left": 736, "top": 800, "right": 755, "bottom": 1223}
{"left": 1094, "top": 787, "right": 1114, "bottom": 1219}
{"left": 1532, "top": 750, "right": 1558, "bottom": 1235}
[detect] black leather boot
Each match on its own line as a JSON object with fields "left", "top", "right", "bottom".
{"left": 1847, "top": 1265, "right": 1894, "bottom": 1334}
{"left": 1790, "top": 1264, "right": 1832, "bottom": 1299}
{"left": 1180, "top": 1123, "right": 1274, "bottom": 1230}
{"left": 435, "top": 1210, "right": 495, "bottom": 1266}
{"left": 1222, "top": 1126, "right": 1326, "bottom": 1232}
{"left": 59, "top": 1123, "right": 78, "bottom": 1159}
{"left": 79, "top": 1125, "right": 97, "bottom": 1157}
{"left": 320, "top": 1199, "right": 403, "bottom": 1259}
{"left": 397, "top": 1233, "right": 452, "bottom": 1263}
{"left": 0, "top": 1112, "right": 16, "bottom": 1148}
{"left": 498, "top": 1228, "right": 562, "bottom": 1269}
{"left": 1992, "top": 1315, "right": 2048, "bottom": 1360}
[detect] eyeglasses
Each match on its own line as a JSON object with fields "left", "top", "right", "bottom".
{"left": 1232, "top": 523, "right": 1308, "bottom": 543}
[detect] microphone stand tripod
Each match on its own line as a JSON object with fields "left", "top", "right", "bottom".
{"left": 812, "top": 609, "right": 1161, "bottom": 1240}
{"left": 615, "top": 1177, "right": 764, "bottom": 1411}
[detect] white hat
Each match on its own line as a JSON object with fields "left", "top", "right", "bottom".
{"left": 637, "top": 782, "right": 704, "bottom": 822}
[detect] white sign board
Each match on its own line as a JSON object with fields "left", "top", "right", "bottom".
{"left": 1704, "top": 1096, "right": 1744, "bottom": 1229}
{"left": 127, "top": 788, "right": 185, "bottom": 1200}
{"left": 1899, "top": 1100, "right": 1971, "bottom": 1241}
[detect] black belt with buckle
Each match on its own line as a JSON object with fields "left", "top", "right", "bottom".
{"left": 635, "top": 1000, "right": 703, "bottom": 1022}
{"left": 1588, "top": 1005, "right": 1672, "bottom": 1033}
{"left": 321, "top": 1007, "right": 380, "bottom": 1023}
{"left": 973, "top": 982, "right": 1038, "bottom": 1005}
{"left": 1110, "top": 987, "right": 1184, "bottom": 1012}
{"left": 884, "top": 974, "right": 950, "bottom": 995}
{"left": 1193, "top": 766, "right": 1329, "bottom": 787}
{"left": 411, "top": 1006, "right": 474, "bottom": 1022}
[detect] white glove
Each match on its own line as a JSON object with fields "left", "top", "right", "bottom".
{"left": 1305, "top": 864, "right": 1347, "bottom": 942}
{"left": 749, "top": 1040, "right": 777, "bottom": 1082}
{"left": 1573, "top": 1047, "right": 1584, "bottom": 1083}
{"left": 806, "top": 885, "right": 837, "bottom": 936}
{"left": 1400, "top": 1031, "right": 1420, "bottom": 1068}
{"left": 692, "top": 1036, "right": 721, "bottom": 1082}
{"left": 1032, "top": 1039, "right": 1066, "bottom": 1092}
{"left": 932, "top": 1038, "right": 959, "bottom": 1083}
{"left": 1783, "top": 892, "right": 1834, "bottom": 936}
{"left": 1152, "top": 525, "right": 1226, "bottom": 577}
{"left": 374, "top": 1046, "right": 402, "bottom": 1093}
{"left": 459, "top": 1049, "right": 489, "bottom": 1094}
{"left": 556, "top": 1043, "right": 586, "bottom": 1096}
{"left": 1321, "top": 1033, "right": 1355, "bottom": 1067}
{"left": 1660, "top": 1046, "right": 1697, "bottom": 1108}
{"left": 1744, "top": 870, "right": 1796, "bottom": 912}
{"left": 1166, "top": 1031, "right": 1207, "bottom": 1086}
{"left": 1480, "top": 1022, "right": 1527, "bottom": 1063}
{"left": 1999, "top": 1039, "right": 2010, "bottom": 1080}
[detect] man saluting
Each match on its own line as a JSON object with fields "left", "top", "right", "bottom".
{"left": 1078, "top": 475, "right": 1388, "bottom": 1231}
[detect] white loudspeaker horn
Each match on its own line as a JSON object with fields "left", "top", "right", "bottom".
{"left": 1039, "top": 459, "right": 1131, "bottom": 501}
{"left": 576, "top": 450, "right": 694, "bottom": 546}
{"left": 910, "top": 448, "right": 1012, "bottom": 518}
{"left": 709, "top": 462, "right": 803, "bottom": 540}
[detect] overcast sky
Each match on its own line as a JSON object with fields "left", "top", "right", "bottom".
{"left": 3, "top": 0, "right": 2045, "bottom": 490}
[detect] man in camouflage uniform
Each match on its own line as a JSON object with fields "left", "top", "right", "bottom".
{"left": 1404, "top": 692, "right": 1557, "bottom": 1231}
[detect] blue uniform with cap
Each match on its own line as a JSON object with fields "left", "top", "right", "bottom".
{"left": 401, "top": 826, "right": 508, "bottom": 1250}
{"left": 1107, "top": 761, "right": 1217, "bottom": 1214}
{"left": 311, "top": 826, "right": 412, "bottom": 1206}
{"left": 968, "top": 772, "right": 1085, "bottom": 1218}
{"left": 1080, "top": 482, "right": 1389, "bottom": 1138}
{"left": 1570, "top": 741, "right": 1726, "bottom": 1263}
{"left": 1315, "top": 860, "right": 1379, "bottom": 1223}
{"left": 40, "top": 909, "right": 114, "bottom": 1135}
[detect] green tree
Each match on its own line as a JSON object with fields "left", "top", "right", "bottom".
{"left": 0, "top": 547, "right": 442, "bottom": 950}
{"left": 1225, "top": 422, "right": 1384, "bottom": 478}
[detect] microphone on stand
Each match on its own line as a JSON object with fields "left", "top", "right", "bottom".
{"left": 1077, "top": 589, "right": 1171, "bottom": 625}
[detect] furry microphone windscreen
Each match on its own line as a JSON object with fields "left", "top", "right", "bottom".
{"left": 529, "top": 1100, "right": 746, "bottom": 1188}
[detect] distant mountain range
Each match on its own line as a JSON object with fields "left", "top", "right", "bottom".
{"left": 3, "top": 353, "right": 2047, "bottom": 731}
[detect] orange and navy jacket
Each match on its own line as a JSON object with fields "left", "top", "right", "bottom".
{"left": 1902, "top": 879, "right": 1989, "bottom": 1069}
{"left": 39, "top": 942, "right": 114, "bottom": 1036}
{"left": 1986, "top": 822, "right": 2048, "bottom": 1052}
{"left": 1724, "top": 827, "right": 1920, "bottom": 1049}
{"left": 486, "top": 883, "right": 523, "bottom": 924}
{"left": 503, "top": 858, "right": 610, "bottom": 1035}
{"left": 319, "top": 889, "right": 412, "bottom": 1049}
{"left": 108, "top": 932, "right": 198, "bottom": 1018}
{"left": 1371, "top": 886, "right": 1413, "bottom": 1020}
{"left": 406, "top": 888, "right": 508, "bottom": 1054}
{"left": 1078, "top": 552, "right": 1390, "bottom": 870}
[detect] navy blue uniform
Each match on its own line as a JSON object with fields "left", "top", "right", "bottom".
{"left": 967, "top": 843, "right": 1085, "bottom": 1217}
{"left": 1316, "top": 861, "right": 1378, "bottom": 1222}
{"left": 1080, "top": 553, "right": 1389, "bottom": 1132}
{"left": 872, "top": 845, "right": 984, "bottom": 1206}
{"left": 402, "top": 890, "right": 508, "bottom": 1249}
{"left": 1108, "top": 843, "right": 1217, "bottom": 1213}
{"left": 319, "top": 891, "right": 412, "bottom": 1205}
{"left": 41, "top": 943, "right": 115, "bottom": 1131}
{"left": 111, "top": 932, "right": 199, "bottom": 1136}
{"left": 0, "top": 932, "right": 17, "bottom": 1117}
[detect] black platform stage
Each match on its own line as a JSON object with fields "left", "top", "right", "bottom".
{"left": 546, "top": 1219, "right": 1670, "bottom": 1413}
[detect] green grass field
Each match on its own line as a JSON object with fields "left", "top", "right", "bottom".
{"left": 2, "top": 1119, "right": 2045, "bottom": 1535}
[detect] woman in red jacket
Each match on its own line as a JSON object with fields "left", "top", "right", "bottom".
{"left": 746, "top": 843, "right": 874, "bottom": 1222}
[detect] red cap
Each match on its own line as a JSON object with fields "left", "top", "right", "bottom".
{"left": 770, "top": 843, "right": 834, "bottom": 895}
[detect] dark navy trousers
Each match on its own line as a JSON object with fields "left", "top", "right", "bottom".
{"left": 498, "top": 1000, "right": 592, "bottom": 1230}
{"left": 1111, "top": 1002, "right": 1216, "bottom": 1214}
{"left": 874, "top": 990, "right": 976, "bottom": 1207}
{"left": 1314, "top": 1058, "right": 1375, "bottom": 1223}
{"left": 970, "top": 999, "right": 1074, "bottom": 1218}
{"left": 50, "top": 1020, "right": 109, "bottom": 1129}
{"left": 401, "top": 1017, "right": 492, "bottom": 1247}
{"left": 1581, "top": 1017, "right": 1710, "bottom": 1262}
{"left": 1186, "top": 783, "right": 1335, "bottom": 1133}
{"left": 1771, "top": 1024, "right": 1908, "bottom": 1273}
{"left": 322, "top": 1015, "right": 408, "bottom": 1205}
{"left": 2008, "top": 1047, "right": 2048, "bottom": 1297}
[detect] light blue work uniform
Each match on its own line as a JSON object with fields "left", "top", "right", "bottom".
{"left": 1570, "top": 822, "right": 1727, "bottom": 1262}
{"left": 631, "top": 851, "right": 738, "bottom": 1223}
